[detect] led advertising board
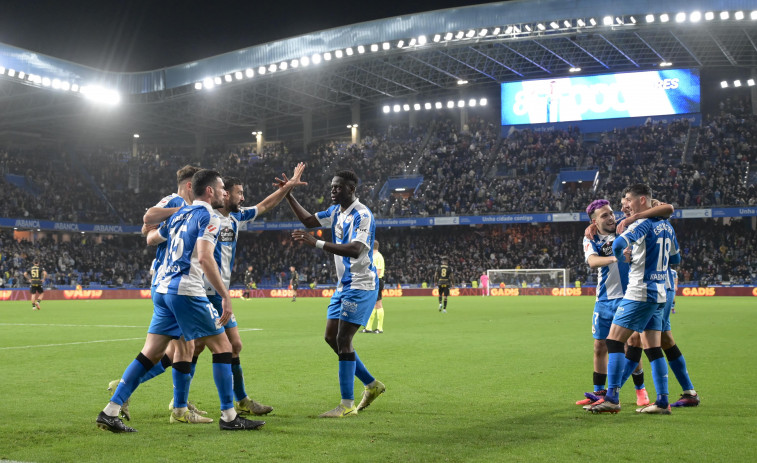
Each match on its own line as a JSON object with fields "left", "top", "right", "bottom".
{"left": 501, "top": 69, "right": 700, "bottom": 125}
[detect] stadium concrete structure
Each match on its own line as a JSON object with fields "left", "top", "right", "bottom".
{"left": 1, "top": 0, "right": 757, "bottom": 149}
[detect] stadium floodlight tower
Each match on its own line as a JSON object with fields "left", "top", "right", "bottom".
{"left": 486, "top": 268, "right": 569, "bottom": 295}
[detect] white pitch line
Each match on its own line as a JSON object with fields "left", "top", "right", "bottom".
{"left": 0, "top": 323, "right": 146, "bottom": 328}
{"left": 0, "top": 328, "right": 262, "bottom": 350}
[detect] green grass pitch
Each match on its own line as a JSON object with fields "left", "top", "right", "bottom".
{"left": 1, "top": 296, "right": 755, "bottom": 462}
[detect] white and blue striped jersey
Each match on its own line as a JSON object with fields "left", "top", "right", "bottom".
{"left": 155, "top": 200, "right": 222, "bottom": 297}
{"left": 583, "top": 233, "right": 629, "bottom": 301}
{"left": 204, "top": 207, "right": 259, "bottom": 295}
{"left": 614, "top": 217, "right": 679, "bottom": 303}
{"left": 316, "top": 200, "right": 377, "bottom": 291}
{"left": 150, "top": 193, "right": 186, "bottom": 287}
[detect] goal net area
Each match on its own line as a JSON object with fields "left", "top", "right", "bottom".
{"left": 485, "top": 269, "right": 568, "bottom": 295}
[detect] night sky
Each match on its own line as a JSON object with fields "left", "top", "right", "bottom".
{"left": 0, "top": 0, "right": 502, "bottom": 71}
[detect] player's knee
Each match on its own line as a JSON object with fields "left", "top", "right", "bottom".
{"left": 626, "top": 333, "right": 642, "bottom": 348}
{"left": 594, "top": 341, "right": 607, "bottom": 356}
{"left": 660, "top": 332, "right": 675, "bottom": 350}
{"left": 231, "top": 339, "right": 243, "bottom": 356}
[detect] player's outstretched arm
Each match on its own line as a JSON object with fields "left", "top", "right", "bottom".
{"left": 285, "top": 193, "right": 320, "bottom": 228}
{"left": 257, "top": 162, "right": 308, "bottom": 215}
{"left": 143, "top": 207, "right": 180, "bottom": 226}
{"left": 291, "top": 230, "right": 364, "bottom": 259}
{"left": 197, "top": 239, "right": 233, "bottom": 326}
{"left": 587, "top": 254, "right": 618, "bottom": 269}
{"left": 617, "top": 202, "right": 674, "bottom": 234}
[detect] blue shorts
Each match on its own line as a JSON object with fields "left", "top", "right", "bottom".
{"left": 149, "top": 292, "right": 225, "bottom": 341}
{"left": 592, "top": 299, "right": 621, "bottom": 340}
{"left": 662, "top": 289, "right": 675, "bottom": 332}
{"left": 208, "top": 293, "right": 238, "bottom": 329}
{"left": 327, "top": 287, "right": 379, "bottom": 326}
{"left": 613, "top": 299, "right": 665, "bottom": 333}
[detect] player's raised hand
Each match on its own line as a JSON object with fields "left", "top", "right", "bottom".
{"left": 616, "top": 214, "right": 637, "bottom": 234}
{"left": 584, "top": 223, "right": 598, "bottom": 240}
{"left": 274, "top": 162, "right": 308, "bottom": 191}
{"left": 292, "top": 229, "right": 317, "bottom": 247}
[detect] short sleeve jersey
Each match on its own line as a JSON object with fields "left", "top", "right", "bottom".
{"left": 150, "top": 193, "right": 187, "bottom": 287}
{"left": 28, "top": 265, "right": 45, "bottom": 285}
{"left": 373, "top": 250, "right": 385, "bottom": 279}
{"left": 155, "top": 200, "right": 221, "bottom": 297}
{"left": 618, "top": 217, "right": 679, "bottom": 303}
{"left": 583, "top": 233, "right": 629, "bottom": 301}
{"left": 204, "top": 207, "right": 259, "bottom": 295}
{"left": 316, "top": 200, "right": 377, "bottom": 291}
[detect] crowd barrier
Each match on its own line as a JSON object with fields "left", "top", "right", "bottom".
{"left": 1, "top": 286, "right": 755, "bottom": 301}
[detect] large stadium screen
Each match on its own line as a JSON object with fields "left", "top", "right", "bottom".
{"left": 500, "top": 69, "right": 700, "bottom": 125}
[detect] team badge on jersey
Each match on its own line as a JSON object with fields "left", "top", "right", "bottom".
{"left": 219, "top": 226, "right": 234, "bottom": 242}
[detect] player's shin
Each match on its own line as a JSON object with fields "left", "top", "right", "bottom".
{"left": 645, "top": 347, "right": 669, "bottom": 406}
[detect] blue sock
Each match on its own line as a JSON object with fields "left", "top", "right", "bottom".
{"left": 619, "top": 359, "right": 639, "bottom": 389}
{"left": 138, "top": 361, "right": 166, "bottom": 384}
{"left": 667, "top": 352, "right": 695, "bottom": 391}
{"left": 338, "top": 353, "right": 357, "bottom": 401}
{"left": 112, "top": 355, "right": 152, "bottom": 405}
{"left": 212, "top": 353, "right": 234, "bottom": 410}
{"left": 172, "top": 361, "right": 192, "bottom": 408}
{"left": 649, "top": 356, "right": 669, "bottom": 406}
{"left": 354, "top": 352, "right": 374, "bottom": 386}
{"left": 231, "top": 358, "right": 248, "bottom": 401}
{"left": 190, "top": 356, "right": 198, "bottom": 379}
{"left": 606, "top": 352, "right": 625, "bottom": 403}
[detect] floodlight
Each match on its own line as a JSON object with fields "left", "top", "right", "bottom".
{"left": 603, "top": 16, "right": 613, "bottom": 26}
{"left": 246, "top": 68, "right": 254, "bottom": 77}
{"left": 646, "top": 14, "right": 655, "bottom": 23}
{"left": 524, "top": 25, "right": 532, "bottom": 32}
{"left": 258, "top": 66, "right": 266, "bottom": 74}
{"left": 513, "top": 26, "right": 521, "bottom": 33}
{"left": 550, "top": 22, "right": 559, "bottom": 29}
{"left": 537, "top": 23, "right": 546, "bottom": 30}
{"left": 479, "top": 28, "right": 488, "bottom": 36}
{"left": 466, "top": 29, "right": 475, "bottom": 38}
{"left": 457, "top": 100, "right": 465, "bottom": 108}
{"left": 504, "top": 26, "right": 513, "bottom": 34}
{"left": 628, "top": 16, "right": 636, "bottom": 24}
{"left": 279, "top": 61, "right": 288, "bottom": 70}
{"left": 413, "top": 103, "right": 421, "bottom": 110}
{"left": 734, "top": 80, "right": 742, "bottom": 87}
{"left": 492, "top": 27, "right": 501, "bottom": 35}
{"left": 383, "top": 105, "right": 391, "bottom": 113}
{"left": 563, "top": 20, "right": 571, "bottom": 28}
{"left": 424, "top": 102, "right": 432, "bottom": 110}
{"left": 357, "top": 45, "right": 365, "bottom": 54}
{"left": 225, "top": 74, "right": 233, "bottom": 81}
{"left": 7, "top": 69, "right": 15, "bottom": 77}
{"left": 214, "top": 76, "right": 222, "bottom": 84}
{"left": 203, "top": 77, "right": 214, "bottom": 89}
{"left": 301, "top": 56, "right": 310, "bottom": 66}
{"left": 720, "top": 81, "right": 728, "bottom": 88}
{"left": 418, "top": 35, "right": 427, "bottom": 45}
{"left": 660, "top": 61, "right": 673, "bottom": 67}
{"left": 312, "top": 54, "right": 322, "bottom": 64}
{"left": 660, "top": 14, "right": 669, "bottom": 22}
{"left": 370, "top": 44, "right": 379, "bottom": 52}
{"left": 81, "top": 85, "right": 121, "bottom": 105}
{"left": 393, "top": 104, "right": 401, "bottom": 112}
{"left": 690, "top": 11, "right": 701, "bottom": 22}
{"left": 456, "top": 31, "right": 465, "bottom": 39}
{"left": 234, "top": 71, "right": 243, "bottom": 80}
{"left": 17, "top": 71, "right": 26, "bottom": 80}
{"left": 720, "top": 11, "right": 729, "bottom": 20}
{"left": 447, "top": 101, "right": 455, "bottom": 108}
{"left": 676, "top": 12, "right": 686, "bottom": 22}
{"left": 433, "top": 34, "right": 441, "bottom": 42}
{"left": 444, "top": 32, "right": 453, "bottom": 40}
{"left": 569, "top": 67, "right": 581, "bottom": 72}
{"left": 382, "top": 42, "right": 390, "bottom": 50}
{"left": 409, "top": 38, "right": 417, "bottom": 46}
{"left": 194, "top": 82, "right": 203, "bottom": 90}
{"left": 469, "top": 99, "right": 477, "bottom": 107}
{"left": 577, "top": 19, "right": 585, "bottom": 27}
{"left": 133, "top": 134, "right": 140, "bottom": 138}
{"left": 435, "top": 102, "right": 443, "bottom": 109}
{"left": 71, "top": 83, "right": 79, "bottom": 92}
{"left": 335, "top": 50, "right": 343, "bottom": 58}
{"left": 397, "top": 40, "right": 405, "bottom": 48}
{"left": 0, "top": 66, "right": 5, "bottom": 74}
{"left": 589, "top": 18, "right": 596, "bottom": 26}
{"left": 291, "top": 59, "right": 299, "bottom": 68}
{"left": 42, "top": 76, "right": 50, "bottom": 86}
{"left": 747, "top": 79, "right": 755, "bottom": 86}
{"left": 752, "top": 11, "right": 757, "bottom": 20}
{"left": 323, "top": 52, "right": 331, "bottom": 61}
{"left": 616, "top": 17, "right": 623, "bottom": 25}
{"left": 735, "top": 11, "right": 744, "bottom": 20}
{"left": 457, "top": 79, "right": 468, "bottom": 85}
{"left": 402, "top": 104, "right": 410, "bottom": 111}
{"left": 345, "top": 47, "right": 354, "bottom": 56}
{"left": 479, "top": 98, "right": 487, "bottom": 106}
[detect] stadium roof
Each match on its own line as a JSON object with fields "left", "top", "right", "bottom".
{"left": 1, "top": 0, "right": 756, "bottom": 146}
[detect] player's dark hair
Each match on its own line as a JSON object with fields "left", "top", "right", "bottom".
{"left": 192, "top": 169, "right": 222, "bottom": 198}
{"left": 374, "top": 239, "right": 380, "bottom": 251}
{"left": 176, "top": 165, "right": 201, "bottom": 184}
{"left": 625, "top": 183, "right": 652, "bottom": 199}
{"left": 335, "top": 170, "right": 359, "bottom": 186}
{"left": 223, "top": 176, "right": 243, "bottom": 191}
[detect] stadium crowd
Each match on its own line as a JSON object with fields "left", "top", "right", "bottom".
{"left": 1, "top": 219, "right": 754, "bottom": 290}
{"left": 1, "top": 98, "right": 755, "bottom": 225}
